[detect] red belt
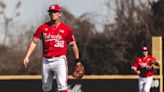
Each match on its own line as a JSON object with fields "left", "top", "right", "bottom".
{"left": 44, "top": 55, "right": 64, "bottom": 58}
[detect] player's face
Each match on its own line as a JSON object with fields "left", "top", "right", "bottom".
{"left": 49, "top": 11, "right": 61, "bottom": 21}
{"left": 143, "top": 51, "right": 148, "bottom": 57}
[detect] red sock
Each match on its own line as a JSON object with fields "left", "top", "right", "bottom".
{"left": 60, "top": 90, "right": 68, "bottom": 92}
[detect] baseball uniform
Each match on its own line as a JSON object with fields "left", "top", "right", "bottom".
{"left": 132, "top": 47, "right": 156, "bottom": 92}
{"left": 33, "top": 22, "right": 74, "bottom": 92}
{"left": 23, "top": 4, "right": 81, "bottom": 92}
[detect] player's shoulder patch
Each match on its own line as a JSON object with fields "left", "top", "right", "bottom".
{"left": 136, "top": 57, "right": 142, "bottom": 62}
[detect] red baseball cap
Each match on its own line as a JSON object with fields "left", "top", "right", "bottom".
{"left": 48, "top": 4, "right": 61, "bottom": 12}
{"left": 142, "top": 46, "right": 148, "bottom": 51}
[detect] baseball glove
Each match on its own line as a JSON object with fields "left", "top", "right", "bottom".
{"left": 139, "top": 65, "right": 154, "bottom": 77}
{"left": 72, "top": 63, "right": 85, "bottom": 79}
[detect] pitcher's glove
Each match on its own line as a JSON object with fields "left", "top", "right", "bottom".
{"left": 72, "top": 62, "right": 85, "bottom": 79}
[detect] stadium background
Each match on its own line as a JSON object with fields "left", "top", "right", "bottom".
{"left": 0, "top": 0, "right": 163, "bottom": 92}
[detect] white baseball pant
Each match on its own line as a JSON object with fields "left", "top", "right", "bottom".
{"left": 41, "top": 56, "right": 68, "bottom": 92}
{"left": 138, "top": 76, "right": 153, "bottom": 92}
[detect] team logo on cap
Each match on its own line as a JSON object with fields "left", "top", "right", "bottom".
{"left": 49, "top": 4, "right": 61, "bottom": 12}
{"left": 142, "top": 46, "right": 148, "bottom": 51}
{"left": 51, "top": 6, "right": 55, "bottom": 10}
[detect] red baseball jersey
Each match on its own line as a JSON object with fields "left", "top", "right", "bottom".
{"left": 132, "top": 55, "right": 155, "bottom": 77}
{"left": 33, "top": 22, "right": 74, "bottom": 57}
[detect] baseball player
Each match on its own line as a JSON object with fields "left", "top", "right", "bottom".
{"left": 23, "top": 4, "right": 84, "bottom": 92}
{"left": 131, "top": 46, "right": 159, "bottom": 92}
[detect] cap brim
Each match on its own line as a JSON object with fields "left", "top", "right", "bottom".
{"left": 142, "top": 50, "right": 148, "bottom": 52}
{"left": 48, "top": 10, "right": 60, "bottom": 13}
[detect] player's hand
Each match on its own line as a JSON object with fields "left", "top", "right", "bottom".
{"left": 136, "top": 70, "right": 141, "bottom": 75}
{"left": 72, "top": 62, "right": 85, "bottom": 79}
{"left": 155, "top": 60, "right": 160, "bottom": 66}
{"left": 23, "top": 57, "right": 29, "bottom": 68}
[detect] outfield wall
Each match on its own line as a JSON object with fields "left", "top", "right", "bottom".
{"left": 0, "top": 75, "right": 161, "bottom": 92}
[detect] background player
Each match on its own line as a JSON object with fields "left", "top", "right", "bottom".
{"left": 131, "top": 45, "right": 159, "bottom": 92}
{"left": 23, "top": 4, "right": 84, "bottom": 92}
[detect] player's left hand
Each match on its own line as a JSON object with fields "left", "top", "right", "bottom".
{"left": 72, "top": 62, "right": 85, "bottom": 79}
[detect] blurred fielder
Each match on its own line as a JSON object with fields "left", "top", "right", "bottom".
{"left": 23, "top": 4, "right": 84, "bottom": 92}
{"left": 132, "top": 45, "right": 159, "bottom": 92}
